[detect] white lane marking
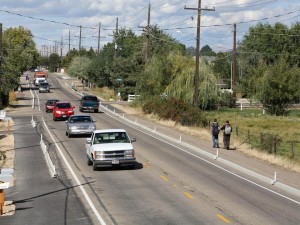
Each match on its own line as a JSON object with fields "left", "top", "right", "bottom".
{"left": 41, "top": 117, "right": 107, "bottom": 225}
{"left": 33, "top": 89, "right": 41, "bottom": 111}
{"left": 104, "top": 110, "right": 300, "bottom": 206}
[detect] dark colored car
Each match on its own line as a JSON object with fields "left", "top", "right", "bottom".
{"left": 53, "top": 102, "right": 75, "bottom": 121}
{"left": 39, "top": 82, "right": 51, "bottom": 93}
{"left": 45, "top": 99, "right": 59, "bottom": 112}
{"left": 79, "top": 95, "right": 99, "bottom": 113}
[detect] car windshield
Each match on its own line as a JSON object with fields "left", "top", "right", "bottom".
{"left": 69, "top": 116, "right": 93, "bottom": 123}
{"left": 93, "top": 132, "right": 130, "bottom": 144}
{"left": 56, "top": 103, "right": 71, "bottom": 109}
{"left": 47, "top": 100, "right": 58, "bottom": 105}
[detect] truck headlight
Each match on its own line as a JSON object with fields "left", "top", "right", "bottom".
{"left": 89, "top": 125, "right": 96, "bottom": 130}
{"left": 125, "top": 150, "right": 134, "bottom": 157}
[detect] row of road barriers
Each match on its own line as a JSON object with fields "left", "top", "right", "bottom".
{"left": 31, "top": 117, "right": 57, "bottom": 178}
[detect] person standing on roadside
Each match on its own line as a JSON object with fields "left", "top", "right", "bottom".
{"left": 220, "top": 120, "right": 232, "bottom": 150}
{"left": 211, "top": 118, "right": 220, "bottom": 148}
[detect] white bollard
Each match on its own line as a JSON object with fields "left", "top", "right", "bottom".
{"left": 214, "top": 149, "right": 219, "bottom": 160}
{"left": 271, "top": 172, "right": 277, "bottom": 185}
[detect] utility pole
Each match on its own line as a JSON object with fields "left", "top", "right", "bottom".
{"left": 185, "top": 2, "right": 215, "bottom": 106}
{"left": 97, "top": 22, "right": 101, "bottom": 53}
{"left": 114, "top": 18, "right": 119, "bottom": 58}
{"left": 60, "top": 36, "right": 63, "bottom": 67}
{"left": 232, "top": 23, "right": 237, "bottom": 98}
{"left": 79, "top": 25, "right": 82, "bottom": 50}
{"left": 0, "top": 23, "right": 2, "bottom": 108}
{"left": 92, "top": 23, "right": 105, "bottom": 54}
{"left": 68, "top": 30, "right": 71, "bottom": 52}
{"left": 138, "top": 3, "right": 151, "bottom": 62}
{"left": 146, "top": 3, "right": 151, "bottom": 61}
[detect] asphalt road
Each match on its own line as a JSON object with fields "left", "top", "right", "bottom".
{"left": 1, "top": 72, "right": 300, "bottom": 225}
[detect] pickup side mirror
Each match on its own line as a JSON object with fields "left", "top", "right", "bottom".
{"left": 86, "top": 138, "right": 91, "bottom": 144}
{"left": 131, "top": 138, "right": 136, "bottom": 143}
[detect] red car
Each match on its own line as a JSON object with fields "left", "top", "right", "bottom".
{"left": 53, "top": 102, "right": 75, "bottom": 121}
{"left": 45, "top": 99, "right": 59, "bottom": 112}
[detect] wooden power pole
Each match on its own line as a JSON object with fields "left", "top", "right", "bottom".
{"left": 232, "top": 23, "right": 237, "bottom": 98}
{"left": 185, "top": 2, "right": 215, "bottom": 106}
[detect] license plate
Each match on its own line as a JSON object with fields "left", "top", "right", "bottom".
{"left": 62, "top": 115, "right": 67, "bottom": 117}
{"left": 112, "top": 160, "right": 119, "bottom": 164}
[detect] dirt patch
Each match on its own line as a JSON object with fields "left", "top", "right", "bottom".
{"left": 0, "top": 121, "right": 15, "bottom": 216}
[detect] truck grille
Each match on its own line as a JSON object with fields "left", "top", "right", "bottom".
{"left": 102, "top": 150, "right": 125, "bottom": 158}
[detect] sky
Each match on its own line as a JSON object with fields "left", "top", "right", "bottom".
{"left": 0, "top": 0, "right": 299, "bottom": 55}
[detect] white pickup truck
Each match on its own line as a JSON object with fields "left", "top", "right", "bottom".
{"left": 86, "top": 129, "right": 136, "bottom": 171}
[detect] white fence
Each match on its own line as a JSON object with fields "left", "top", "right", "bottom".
{"left": 127, "top": 95, "right": 140, "bottom": 102}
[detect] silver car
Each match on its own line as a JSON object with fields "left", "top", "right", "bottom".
{"left": 65, "top": 115, "right": 96, "bottom": 138}
{"left": 39, "top": 82, "right": 50, "bottom": 93}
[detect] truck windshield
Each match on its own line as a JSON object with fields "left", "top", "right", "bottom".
{"left": 94, "top": 132, "right": 130, "bottom": 144}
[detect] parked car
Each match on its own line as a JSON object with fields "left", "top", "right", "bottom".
{"left": 79, "top": 95, "right": 99, "bottom": 113}
{"left": 86, "top": 129, "right": 136, "bottom": 171}
{"left": 65, "top": 115, "right": 96, "bottom": 138}
{"left": 53, "top": 102, "right": 75, "bottom": 121}
{"left": 39, "top": 82, "right": 51, "bottom": 93}
{"left": 45, "top": 99, "right": 59, "bottom": 112}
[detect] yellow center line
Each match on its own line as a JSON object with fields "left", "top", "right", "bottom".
{"left": 183, "top": 192, "right": 193, "bottom": 199}
{"left": 160, "top": 175, "right": 169, "bottom": 181}
{"left": 217, "top": 214, "right": 231, "bottom": 223}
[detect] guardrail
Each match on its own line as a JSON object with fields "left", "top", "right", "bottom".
{"left": 40, "top": 134, "right": 58, "bottom": 178}
{"left": 31, "top": 117, "right": 57, "bottom": 178}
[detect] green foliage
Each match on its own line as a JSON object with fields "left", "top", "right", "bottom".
{"left": 254, "top": 58, "right": 300, "bottom": 115}
{"left": 260, "top": 132, "right": 281, "bottom": 154}
{"left": 142, "top": 97, "right": 206, "bottom": 126}
{"left": 48, "top": 53, "right": 60, "bottom": 72}
{"left": 68, "top": 56, "right": 92, "bottom": 80}
{"left": 200, "top": 45, "right": 216, "bottom": 56}
{"left": 1, "top": 26, "right": 38, "bottom": 106}
{"left": 212, "top": 52, "right": 231, "bottom": 81}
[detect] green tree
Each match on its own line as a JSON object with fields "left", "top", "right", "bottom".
{"left": 68, "top": 56, "right": 91, "bottom": 80}
{"left": 1, "top": 26, "right": 38, "bottom": 106}
{"left": 255, "top": 58, "right": 300, "bottom": 115}
{"left": 48, "top": 53, "right": 60, "bottom": 72}
{"left": 200, "top": 45, "right": 216, "bottom": 56}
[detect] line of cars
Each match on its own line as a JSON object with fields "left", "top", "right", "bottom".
{"left": 45, "top": 95, "right": 136, "bottom": 170}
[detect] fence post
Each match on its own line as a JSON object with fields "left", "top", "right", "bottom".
{"left": 247, "top": 130, "right": 250, "bottom": 143}
{"left": 291, "top": 142, "right": 295, "bottom": 159}
{"left": 235, "top": 126, "right": 238, "bottom": 136}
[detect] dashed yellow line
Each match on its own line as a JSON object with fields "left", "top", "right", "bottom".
{"left": 143, "top": 163, "right": 150, "bottom": 168}
{"left": 217, "top": 214, "right": 231, "bottom": 223}
{"left": 183, "top": 192, "right": 193, "bottom": 199}
{"left": 160, "top": 175, "right": 169, "bottom": 181}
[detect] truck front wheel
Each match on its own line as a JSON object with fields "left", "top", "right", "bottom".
{"left": 92, "top": 161, "right": 98, "bottom": 171}
{"left": 87, "top": 156, "right": 92, "bottom": 166}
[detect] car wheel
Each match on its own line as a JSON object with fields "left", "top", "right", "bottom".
{"left": 87, "top": 156, "right": 92, "bottom": 166}
{"left": 94, "top": 109, "right": 99, "bottom": 113}
{"left": 65, "top": 131, "right": 68, "bottom": 136}
{"left": 68, "top": 132, "right": 72, "bottom": 138}
{"left": 53, "top": 116, "right": 56, "bottom": 121}
{"left": 92, "top": 162, "right": 98, "bottom": 171}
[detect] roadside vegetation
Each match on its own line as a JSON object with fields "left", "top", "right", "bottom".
{"left": 2, "top": 22, "right": 300, "bottom": 169}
